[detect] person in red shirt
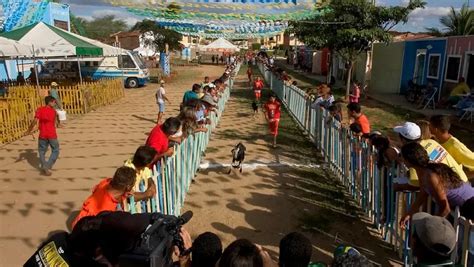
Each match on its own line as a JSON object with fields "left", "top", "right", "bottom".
{"left": 26, "top": 96, "right": 59, "bottom": 176}
{"left": 145, "top": 117, "right": 181, "bottom": 161}
{"left": 71, "top": 166, "right": 137, "bottom": 228}
{"left": 263, "top": 93, "right": 281, "bottom": 148}
{"left": 253, "top": 76, "right": 264, "bottom": 101}
{"left": 347, "top": 102, "right": 371, "bottom": 136}
{"left": 247, "top": 67, "right": 253, "bottom": 83}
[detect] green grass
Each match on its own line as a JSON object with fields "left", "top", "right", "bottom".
{"left": 270, "top": 63, "right": 473, "bottom": 147}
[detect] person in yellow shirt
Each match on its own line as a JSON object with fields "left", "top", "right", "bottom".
{"left": 429, "top": 115, "right": 474, "bottom": 175}
{"left": 393, "top": 121, "right": 468, "bottom": 191}
{"left": 123, "top": 146, "right": 157, "bottom": 212}
{"left": 447, "top": 77, "right": 470, "bottom": 105}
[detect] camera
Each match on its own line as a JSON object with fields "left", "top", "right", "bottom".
{"left": 118, "top": 211, "right": 193, "bottom": 267}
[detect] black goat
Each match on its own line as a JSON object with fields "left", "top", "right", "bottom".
{"left": 228, "top": 142, "right": 246, "bottom": 174}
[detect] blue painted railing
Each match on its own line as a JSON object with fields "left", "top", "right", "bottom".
{"left": 257, "top": 62, "right": 472, "bottom": 266}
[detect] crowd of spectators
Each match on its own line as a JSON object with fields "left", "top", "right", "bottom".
{"left": 256, "top": 52, "right": 473, "bottom": 265}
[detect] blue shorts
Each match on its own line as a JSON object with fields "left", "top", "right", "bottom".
{"left": 158, "top": 103, "right": 165, "bottom": 113}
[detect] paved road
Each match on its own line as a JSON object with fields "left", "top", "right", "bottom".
{"left": 0, "top": 65, "right": 225, "bottom": 266}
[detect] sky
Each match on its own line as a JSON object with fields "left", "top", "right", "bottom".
{"left": 63, "top": 0, "right": 470, "bottom": 33}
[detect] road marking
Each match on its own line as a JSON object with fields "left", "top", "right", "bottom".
{"left": 199, "top": 160, "right": 320, "bottom": 171}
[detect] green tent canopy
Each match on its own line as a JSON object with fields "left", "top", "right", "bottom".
{"left": 0, "top": 22, "right": 103, "bottom": 57}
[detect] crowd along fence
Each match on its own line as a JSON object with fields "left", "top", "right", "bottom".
{"left": 125, "top": 64, "right": 240, "bottom": 218}
{"left": 257, "top": 62, "right": 473, "bottom": 266}
{"left": 0, "top": 79, "right": 124, "bottom": 144}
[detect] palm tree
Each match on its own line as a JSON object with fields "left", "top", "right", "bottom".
{"left": 426, "top": 3, "right": 473, "bottom": 36}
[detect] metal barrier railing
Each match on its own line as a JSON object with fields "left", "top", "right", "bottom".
{"left": 126, "top": 64, "right": 239, "bottom": 217}
{"left": 257, "top": 62, "right": 472, "bottom": 266}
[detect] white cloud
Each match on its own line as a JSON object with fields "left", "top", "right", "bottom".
{"left": 89, "top": 9, "right": 141, "bottom": 26}
{"left": 409, "top": 6, "right": 453, "bottom": 17}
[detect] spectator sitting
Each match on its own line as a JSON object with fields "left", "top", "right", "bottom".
{"left": 219, "top": 239, "right": 276, "bottom": 267}
{"left": 192, "top": 232, "right": 222, "bottom": 267}
{"left": 183, "top": 84, "right": 201, "bottom": 104}
{"left": 16, "top": 72, "right": 25, "bottom": 85}
{"left": 410, "top": 212, "right": 456, "bottom": 266}
{"left": 72, "top": 167, "right": 136, "bottom": 228}
{"left": 219, "top": 239, "right": 263, "bottom": 267}
{"left": 399, "top": 142, "right": 474, "bottom": 224}
{"left": 429, "top": 115, "right": 474, "bottom": 174}
{"left": 393, "top": 121, "right": 469, "bottom": 191}
{"left": 0, "top": 81, "right": 8, "bottom": 97}
{"left": 146, "top": 117, "right": 182, "bottom": 160}
{"left": 279, "top": 232, "right": 313, "bottom": 267}
{"left": 332, "top": 245, "right": 372, "bottom": 267}
{"left": 445, "top": 77, "right": 471, "bottom": 106}
{"left": 347, "top": 103, "right": 370, "bottom": 136}
{"left": 454, "top": 95, "right": 474, "bottom": 117}
{"left": 124, "top": 146, "right": 157, "bottom": 203}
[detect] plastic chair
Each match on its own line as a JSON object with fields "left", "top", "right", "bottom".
{"left": 460, "top": 103, "right": 474, "bottom": 123}
{"left": 422, "top": 87, "right": 438, "bottom": 110}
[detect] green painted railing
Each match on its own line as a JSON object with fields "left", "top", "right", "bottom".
{"left": 127, "top": 64, "right": 239, "bottom": 217}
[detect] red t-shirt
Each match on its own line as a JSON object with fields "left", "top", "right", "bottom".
{"left": 72, "top": 178, "right": 125, "bottom": 228}
{"left": 254, "top": 80, "right": 264, "bottom": 91}
{"left": 146, "top": 124, "right": 169, "bottom": 154}
{"left": 355, "top": 114, "right": 371, "bottom": 134}
{"left": 35, "top": 106, "right": 57, "bottom": 139}
{"left": 264, "top": 100, "right": 281, "bottom": 120}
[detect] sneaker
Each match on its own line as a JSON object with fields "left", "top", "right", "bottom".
{"left": 42, "top": 169, "right": 52, "bottom": 176}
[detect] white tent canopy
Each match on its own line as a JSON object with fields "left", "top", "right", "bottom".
{"left": 0, "top": 36, "right": 33, "bottom": 57}
{"left": 68, "top": 30, "right": 128, "bottom": 56}
{"left": 201, "top": 38, "right": 239, "bottom": 53}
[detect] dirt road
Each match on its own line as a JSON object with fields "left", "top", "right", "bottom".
{"left": 182, "top": 65, "right": 401, "bottom": 266}
{"left": 0, "top": 65, "right": 225, "bottom": 266}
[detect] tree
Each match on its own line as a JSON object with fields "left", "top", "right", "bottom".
{"left": 426, "top": 4, "right": 474, "bottom": 37}
{"left": 80, "top": 15, "right": 128, "bottom": 42}
{"left": 290, "top": 0, "right": 426, "bottom": 98}
{"left": 131, "top": 19, "right": 182, "bottom": 52}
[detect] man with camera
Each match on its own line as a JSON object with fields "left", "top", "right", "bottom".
{"left": 24, "top": 211, "right": 192, "bottom": 267}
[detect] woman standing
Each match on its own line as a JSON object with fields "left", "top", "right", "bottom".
{"left": 399, "top": 142, "right": 474, "bottom": 228}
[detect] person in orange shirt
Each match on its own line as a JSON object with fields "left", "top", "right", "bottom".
{"left": 347, "top": 102, "right": 370, "bottom": 136}
{"left": 72, "top": 166, "right": 137, "bottom": 228}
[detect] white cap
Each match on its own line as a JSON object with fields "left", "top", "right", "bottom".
{"left": 393, "top": 122, "right": 421, "bottom": 140}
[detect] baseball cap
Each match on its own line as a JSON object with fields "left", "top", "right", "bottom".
{"left": 412, "top": 212, "right": 456, "bottom": 257}
{"left": 51, "top": 82, "right": 58, "bottom": 87}
{"left": 201, "top": 95, "right": 217, "bottom": 106}
{"left": 160, "top": 80, "right": 165, "bottom": 84}
{"left": 393, "top": 122, "right": 421, "bottom": 140}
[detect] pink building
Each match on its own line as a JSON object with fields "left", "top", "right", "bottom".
{"left": 444, "top": 36, "right": 474, "bottom": 91}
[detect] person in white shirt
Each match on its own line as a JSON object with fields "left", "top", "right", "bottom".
{"left": 156, "top": 80, "right": 170, "bottom": 124}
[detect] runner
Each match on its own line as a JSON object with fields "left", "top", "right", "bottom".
{"left": 253, "top": 76, "right": 264, "bottom": 102}
{"left": 263, "top": 93, "right": 281, "bottom": 148}
{"left": 26, "top": 96, "right": 60, "bottom": 176}
{"left": 156, "top": 80, "right": 170, "bottom": 124}
{"left": 246, "top": 67, "right": 253, "bottom": 83}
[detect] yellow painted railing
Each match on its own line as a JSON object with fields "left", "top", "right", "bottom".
{"left": 0, "top": 79, "right": 124, "bottom": 144}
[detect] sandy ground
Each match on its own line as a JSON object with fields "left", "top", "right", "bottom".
{"left": 0, "top": 64, "right": 401, "bottom": 266}
{"left": 182, "top": 66, "right": 401, "bottom": 266}
{"left": 0, "top": 64, "right": 225, "bottom": 266}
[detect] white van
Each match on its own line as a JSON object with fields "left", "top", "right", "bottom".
{"left": 81, "top": 51, "right": 149, "bottom": 88}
